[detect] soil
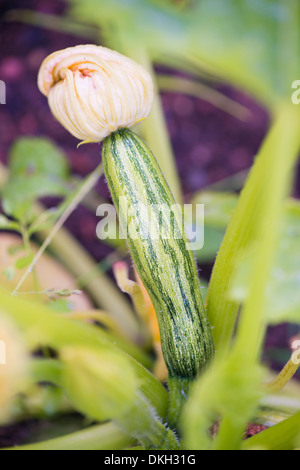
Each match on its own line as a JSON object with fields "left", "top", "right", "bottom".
{"left": 0, "top": 419, "right": 37, "bottom": 448}
{"left": 0, "top": 0, "right": 299, "bottom": 448}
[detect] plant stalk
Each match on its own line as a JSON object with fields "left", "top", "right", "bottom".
{"left": 213, "top": 104, "right": 300, "bottom": 450}
{"left": 11, "top": 163, "right": 104, "bottom": 296}
{"left": 107, "top": 31, "right": 182, "bottom": 203}
{"left": 206, "top": 105, "right": 300, "bottom": 356}
{"left": 0, "top": 161, "right": 141, "bottom": 343}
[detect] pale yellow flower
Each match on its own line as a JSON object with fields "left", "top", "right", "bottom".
{"left": 38, "top": 44, "right": 154, "bottom": 143}
{"left": 0, "top": 314, "right": 28, "bottom": 424}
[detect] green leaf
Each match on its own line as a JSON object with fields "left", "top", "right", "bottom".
{"left": 9, "top": 137, "right": 69, "bottom": 179}
{"left": 48, "top": 299, "right": 73, "bottom": 313}
{"left": 185, "top": 198, "right": 227, "bottom": 262}
{"left": 230, "top": 199, "right": 300, "bottom": 325}
{"left": 2, "top": 138, "right": 70, "bottom": 223}
{"left": 206, "top": 104, "right": 300, "bottom": 354}
{"left": 157, "top": 74, "right": 251, "bottom": 121}
{"left": 200, "top": 278, "right": 209, "bottom": 302}
{"left": 0, "top": 287, "right": 169, "bottom": 418}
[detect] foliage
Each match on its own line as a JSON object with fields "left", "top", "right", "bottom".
{"left": 0, "top": 0, "right": 300, "bottom": 452}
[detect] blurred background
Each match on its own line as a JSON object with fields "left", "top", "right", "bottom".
{"left": 0, "top": 1, "right": 299, "bottom": 442}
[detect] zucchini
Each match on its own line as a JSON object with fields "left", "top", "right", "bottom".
{"left": 102, "top": 128, "right": 214, "bottom": 385}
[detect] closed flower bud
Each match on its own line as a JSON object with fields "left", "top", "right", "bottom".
{"left": 38, "top": 44, "right": 154, "bottom": 143}
{"left": 0, "top": 314, "right": 28, "bottom": 423}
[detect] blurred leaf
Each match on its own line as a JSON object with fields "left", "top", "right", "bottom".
{"left": 21, "top": 415, "right": 87, "bottom": 445}
{"left": 182, "top": 353, "right": 262, "bottom": 450}
{"left": 5, "top": 422, "right": 133, "bottom": 451}
{"left": 28, "top": 207, "right": 61, "bottom": 235}
{"left": 2, "top": 175, "right": 68, "bottom": 223}
{"left": 4, "top": 9, "right": 99, "bottom": 39}
{"left": 202, "top": 106, "right": 300, "bottom": 449}
{"left": 0, "top": 214, "right": 20, "bottom": 231}
{"left": 187, "top": 0, "right": 299, "bottom": 105}
{"left": 206, "top": 102, "right": 300, "bottom": 354}
{"left": 0, "top": 287, "right": 168, "bottom": 417}
{"left": 15, "top": 253, "right": 34, "bottom": 270}
{"left": 69, "top": 0, "right": 186, "bottom": 52}
{"left": 2, "top": 138, "right": 70, "bottom": 223}
{"left": 2, "top": 266, "right": 15, "bottom": 282}
{"left": 9, "top": 138, "right": 69, "bottom": 179}
{"left": 242, "top": 411, "right": 300, "bottom": 450}
{"left": 200, "top": 278, "right": 209, "bottom": 302}
{"left": 61, "top": 346, "right": 138, "bottom": 422}
{"left": 230, "top": 200, "right": 300, "bottom": 324}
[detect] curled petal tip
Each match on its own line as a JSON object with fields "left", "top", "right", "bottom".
{"left": 38, "top": 44, "right": 154, "bottom": 143}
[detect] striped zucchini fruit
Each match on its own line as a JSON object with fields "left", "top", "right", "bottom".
{"left": 102, "top": 129, "right": 214, "bottom": 381}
